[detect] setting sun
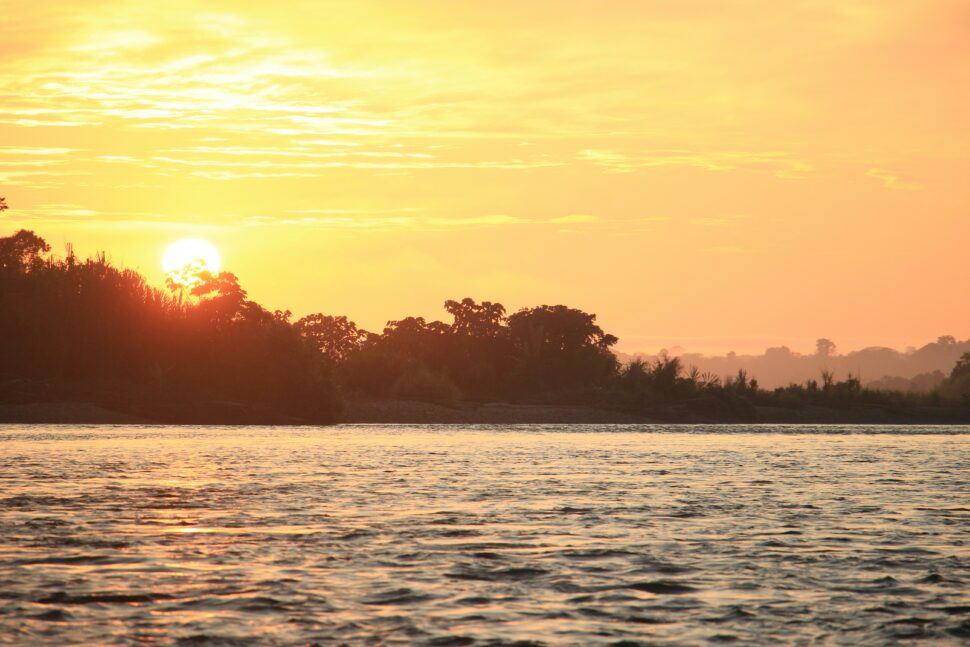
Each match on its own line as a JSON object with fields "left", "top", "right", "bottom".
{"left": 162, "top": 238, "right": 221, "bottom": 277}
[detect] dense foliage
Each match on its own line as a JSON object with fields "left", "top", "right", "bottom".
{"left": 2, "top": 221, "right": 968, "bottom": 423}
{"left": 941, "top": 352, "right": 970, "bottom": 402}
{"left": 0, "top": 230, "right": 339, "bottom": 422}
{"left": 335, "top": 298, "right": 619, "bottom": 401}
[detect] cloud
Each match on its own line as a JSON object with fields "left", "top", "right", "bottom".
{"left": 0, "top": 147, "right": 79, "bottom": 155}
{"left": 239, "top": 212, "right": 609, "bottom": 231}
{"left": 146, "top": 154, "right": 565, "bottom": 178}
{"left": 548, "top": 214, "right": 599, "bottom": 224}
{"left": 4, "top": 203, "right": 99, "bottom": 219}
{"left": 0, "top": 170, "right": 92, "bottom": 188}
{"left": 866, "top": 168, "right": 920, "bottom": 190}
{"left": 577, "top": 148, "right": 812, "bottom": 178}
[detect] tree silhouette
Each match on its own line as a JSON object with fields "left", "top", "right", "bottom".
{"left": 0, "top": 230, "right": 339, "bottom": 423}
{"left": 164, "top": 258, "right": 208, "bottom": 296}
{"left": 189, "top": 270, "right": 249, "bottom": 323}
{"left": 941, "top": 352, "right": 970, "bottom": 401}
{"left": 295, "top": 314, "right": 369, "bottom": 362}
{"left": 445, "top": 297, "right": 506, "bottom": 337}
{"left": 815, "top": 338, "right": 837, "bottom": 357}
{"left": 442, "top": 298, "right": 513, "bottom": 395}
{"left": 3, "top": 225, "right": 966, "bottom": 422}
{"left": 506, "top": 304, "right": 618, "bottom": 391}
{"left": 0, "top": 229, "right": 50, "bottom": 273}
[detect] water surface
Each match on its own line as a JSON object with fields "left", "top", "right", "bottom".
{"left": 1, "top": 424, "right": 968, "bottom": 645}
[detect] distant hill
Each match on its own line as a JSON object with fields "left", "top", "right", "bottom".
{"left": 618, "top": 336, "right": 970, "bottom": 391}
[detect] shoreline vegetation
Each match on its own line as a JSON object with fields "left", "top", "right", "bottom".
{"left": 2, "top": 225, "right": 969, "bottom": 425}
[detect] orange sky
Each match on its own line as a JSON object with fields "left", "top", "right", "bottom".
{"left": 2, "top": 0, "right": 968, "bottom": 354}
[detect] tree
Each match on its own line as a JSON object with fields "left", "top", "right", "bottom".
{"left": 382, "top": 316, "right": 454, "bottom": 368}
{"left": 445, "top": 297, "right": 506, "bottom": 337}
{"left": 952, "top": 353, "right": 970, "bottom": 378}
{"left": 295, "top": 314, "right": 368, "bottom": 362}
{"left": 0, "top": 196, "right": 7, "bottom": 212}
{"left": 649, "top": 354, "right": 682, "bottom": 394}
{"left": 0, "top": 229, "right": 50, "bottom": 273}
{"left": 941, "top": 352, "right": 970, "bottom": 401}
{"left": 340, "top": 315, "right": 454, "bottom": 397}
{"left": 508, "top": 305, "right": 618, "bottom": 352}
{"left": 442, "top": 298, "right": 513, "bottom": 395}
{"left": 188, "top": 270, "right": 249, "bottom": 323}
{"left": 765, "top": 345, "right": 793, "bottom": 358}
{"left": 506, "top": 304, "right": 618, "bottom": 390}
{"left": 815, "top": 338, "right": 837, "bottom": 357}
{"left": 381, "top": 316, "right": 452, "bottom": 350}
{"left": 164, "top": 258, "right": 208, "bottom": 295}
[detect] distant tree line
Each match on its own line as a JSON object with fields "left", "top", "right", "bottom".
{"left": 2, "top": 221, "right": 968, "bottom": 422}
{"left": 623, "top": 336, "right": 970, "bottom": 392}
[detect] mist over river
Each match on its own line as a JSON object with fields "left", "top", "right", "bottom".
{"left": 1, "top": 425, "right": 968, "bottom": 645}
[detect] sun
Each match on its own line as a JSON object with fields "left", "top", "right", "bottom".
{"left": 163, "top": 238, "right": 221, "bottom": 285}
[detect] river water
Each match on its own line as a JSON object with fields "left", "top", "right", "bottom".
{"left": 0, "top": 424, "right": 968, "bottom": 645}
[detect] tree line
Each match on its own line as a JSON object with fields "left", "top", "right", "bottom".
{"left": 1, "top": 229, "right": 337, "bottom": 422}
{"left": 2, "top": 224, "right": 968, "bottom": 423}
{"left": 622, "top": 336, "right": 970, "bottom": 392}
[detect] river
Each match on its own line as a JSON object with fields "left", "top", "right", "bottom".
{"left": 1, "top": 424, "right": 968, "bottom": 645}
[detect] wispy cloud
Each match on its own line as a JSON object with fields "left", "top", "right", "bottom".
{"left": 866, "top": 167, "right": 920, "bottom": 190}
{"left": 0, "top": 147, "right": 79, "bottom": 156}
{"left": 1, "top": 0, "right": 968, "bottom": 353}
{"left": 240, "top": 212, "right": 612, "bottom": 232}
{"left": 548, "top": 214, "right": 599, "bottom": 224}
{"left": 4, "top": 203, "right": 97, "bottom": 218}
{"left": 577, "top": 149, "right": 812, "bottom": 178}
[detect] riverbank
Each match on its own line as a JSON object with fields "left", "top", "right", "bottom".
{"left": 0, "top": 399, "right": 649, "bottom": 425}
{"left": 0, "top": 401, "right": 153, "bottom": 424}
{"left": 2, "top": 397, "right": 969, "bottom": 425}
{"left": 342, "top": 398, "right": 970, "bottom": 424}
{"left": 341, "top": 398, "right": 650, "bottom": 423}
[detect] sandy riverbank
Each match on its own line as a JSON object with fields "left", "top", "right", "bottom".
{"left": 3, "top": 398, "right": 968, "bottom": 425}
{"left": 0, "top": 399, "right": 653, "bottom": 425}
{"left": 340, "top": 399, "right": 653, "bottom": 424}
{"left": 0, "top": 401, "right": 153, "bottom": 424}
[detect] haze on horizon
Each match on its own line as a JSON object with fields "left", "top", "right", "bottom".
{"left": 1, "top": 0, "right": 968, "bottom": 355}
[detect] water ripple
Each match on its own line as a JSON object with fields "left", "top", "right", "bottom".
{"left": 0, "top": 423, "right": 967, "bottom": 645}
